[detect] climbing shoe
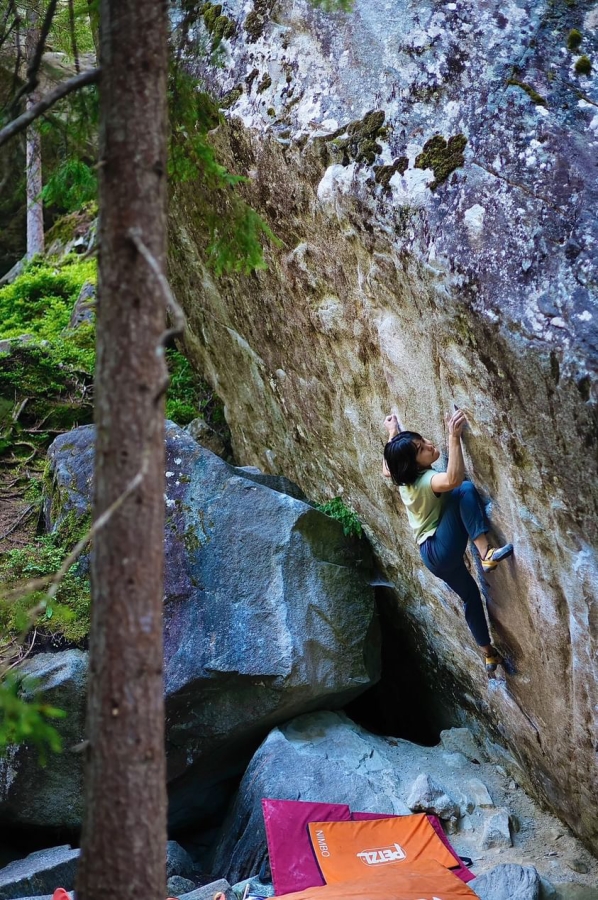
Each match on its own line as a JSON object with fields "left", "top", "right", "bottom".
{"left": 482, "top": 543, "right": 513, "bottom": 572}
{"left": 485, "top": 647, "right": 502, "bottom": 675}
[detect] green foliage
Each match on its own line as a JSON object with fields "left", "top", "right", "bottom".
{"left": 166, "top": 348, "right": 205, "bottom": 425}
{"left": 0, "top": 674, "right": 65, "bottom": 763}
{"left": 42, "top": 159, "right": 98, "bottom": 213}
{"left": 208, "top": 205, "right": 274, "bottom": 275}
{"left": 316, "top": 497, "right": 363, "bottom": 538}
{"left": 166, "top": 347, "right": 228, "bottom": 430}
{"left": 0, "top": 256, "right": 97, "bottom": 342}
{"left": 168, "top": 67, "right": 279, "bottom": 274}
{"left": 0, "top": 334, "right": 94, "bottom": 399}
{"left": 0, "top": 309, "right": 94, "bottom": 472}
{"left": 0, "top": 522, "right": 91, "bottom": 645}
{"left": 47, "top": 0, "right": 97, "bottom": 59}
{"left": 39, "top": 81, "right": 100, "bottom": 220}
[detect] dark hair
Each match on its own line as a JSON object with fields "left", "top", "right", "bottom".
{"left": 384, "top": 431, "right": 423, "bottom": 486}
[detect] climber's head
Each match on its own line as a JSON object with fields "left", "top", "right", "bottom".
{"left": 384, "top": 431, "right": 439, "bottom": 485}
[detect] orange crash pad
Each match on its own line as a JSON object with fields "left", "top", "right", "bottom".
{"left": 308, "top": 814, "right": 458, "bottom": 884}
{"left": 274, "top": 858, "right": 479, "bottom": 899}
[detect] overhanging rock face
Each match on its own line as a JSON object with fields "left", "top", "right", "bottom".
{"left": 169, "top": 1, "right": 598, "bottom": 850}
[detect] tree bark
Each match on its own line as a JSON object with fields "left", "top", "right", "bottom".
{"left": 76, "top": 2, "right": 169, "bottom": 899}
{"left": 25, "top": 4, "right": 44, "bottom": 258}
{"left": 86, "top": 0, "right": 100, "bottom": 59}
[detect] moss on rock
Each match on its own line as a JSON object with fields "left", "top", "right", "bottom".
{"left": 574, "top": 55, "right": 592, "bottom": 75}
{"left": 567, "top": 28, "right": 583, "bottom": 50}
{"left": 414, "top": 133, "right": 467, "bottom": 190}
{"left": 220, "top": 85, "right": 243, "bottom": 109}
{"left": 374, "top": 157, "right": 408, "bottom": 188}
{"left": 507, "top": 77, "right": 548, "bottom": 106}
{"left": 348, "top": 110, "right": 385, "bottom": 137}
{"left": 257, "top": 72, "right": 272, "bottom": 94}
{"left": 244, "top": 9, "right": 266, "bottom": 42}
{"left": 317, "top": 109, "right": 387, "bottom": 167}
{"left": 201, "top": 2, "right": 236, "bottom": 48}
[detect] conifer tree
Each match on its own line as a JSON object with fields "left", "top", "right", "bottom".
{"left": 75, "top": 1, "right": 169, "bottom": 898}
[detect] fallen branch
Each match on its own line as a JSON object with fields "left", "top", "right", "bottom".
{"left": 0, "top": 504, "right": 36, "bottom": 542}
{"left": 4, "top": 629, "right": 37, "bottom": 673}
{"left": 0, "top": 68, "right": 100, "bottom": 147}
{"left": 24, "top": 427, "right": 71, "bottom": 435}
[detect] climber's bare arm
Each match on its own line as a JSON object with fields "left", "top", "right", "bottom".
{"left": 430, "top": 410, "right": 466, "bottom": 493}
{"left": 382, "top": 412, "right": 403, "bottom": 478}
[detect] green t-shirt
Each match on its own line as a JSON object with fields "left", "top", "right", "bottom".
{"left": 399, "top": 468, "right": 444, "bottom": 545}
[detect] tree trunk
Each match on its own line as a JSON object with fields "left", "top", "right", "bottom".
{"left": 76, "top": 2, "right": 169, "bottom": 899}
{"left": 86, "top": 0, "right": 100, "bottom": 59}
{"left": 25, "top": 5, "right": 44, "bottom": 258}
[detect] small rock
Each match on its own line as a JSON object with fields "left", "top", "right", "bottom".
{"left": 442, "top": 751, "right": 470, "bottom": 768}
{"left": 495, "top": 765, "right": 508, "bottom": 777}
{"left": 406, "top": 772, "right": 460, "bottom": 820}
{"left": 440, "top": 727, "right": 484, "bottom": 762}
{"left": 0, "top": 846, "right": 80, "bottom": 900}
{"left": 566, "top": 858, "right": 590, "bottom": 875}
{"left": 167, "top": 841, "right": 196, "bottom": 880}
{"left": 167, "top": 876, "right": 196, "bottom": 896}
{"left": 68, "top": 281, "right": 96, "bottom": 329}
{"left": 459, "top": 814, "right": 475, "bottom": 832}
{"left": 185, "top": 418, "right": 227, "bottom": 458}
{"left": 480, "top": 809, "right": 512, "bottom": 850}
{"left": 179, "top": 880, "right": 234, "bottom": 900}
{"left": 232, "top": 877, "right": 275, "bottom": 898}
{"left": 466, "top": 778, "right": 494, "bottom": 809}
{"left": 472, "top": 863, "right": 541, "bottom": 899}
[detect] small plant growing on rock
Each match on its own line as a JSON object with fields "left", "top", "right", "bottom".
{"left": 317, "top": 497, "right": 363, "bottom": 538}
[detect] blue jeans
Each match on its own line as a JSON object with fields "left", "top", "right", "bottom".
{"left": 419, "top": 481, "right": 491, "bottom": 647}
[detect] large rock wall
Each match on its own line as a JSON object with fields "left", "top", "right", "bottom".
{"left": 168, "top": 0, "right": 598, "bottom": 851}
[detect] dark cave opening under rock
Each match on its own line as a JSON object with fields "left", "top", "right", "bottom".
{"left": 344, "top": 586, "right": 459, "bottom": 747}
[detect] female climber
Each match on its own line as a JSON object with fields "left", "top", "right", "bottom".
{"left": 382, "top": 409, "right": 513, "bottom": 675}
